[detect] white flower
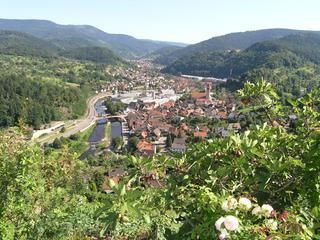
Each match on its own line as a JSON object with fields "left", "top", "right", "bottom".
{"left": 238, "top": 197, "right": 252, "bottom": 210}
{"left": 266, "top": 219, "right": 278, "bottom": 230}
{"left": 224, "top": 215, "right": 239, "bottom": 231}
{"left": 252, "top": 206, "right": 261, "bottom": 216}
{"left": 261, "top": 204, "right": 273, "bottom": 217}
{"left": 219, "top": 233, "right": 226, "bottom": 240}
{"left": 221, "top": 197, "right": 238, "bottom": 211}
{"left": 215, "top": 217, "right": 225, "bottom": 231}
{"left": 221, "top": 200, "right": 229, "bottom": 211}
{"left": 219, "top": 229, "right": 228, "bottom": 239}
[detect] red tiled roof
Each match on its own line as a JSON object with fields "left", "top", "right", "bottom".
{"left": 149, "top": 110, "right": 165, "bottom": 117}
{"left": 136, "top": 140, "right": 153, "bottom": 152}
{"left": 191, "top": 92, "right": 207, "bottom": 99}
{"left": 161, "top": 101, "right": 175, "bottom": 108}
{"left": 217, "top": 111, "right": 227, "bottom": 119}
{"left": 194, "top": 131, "right": 208, "bottom": 138}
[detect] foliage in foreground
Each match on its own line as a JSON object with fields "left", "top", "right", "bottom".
{"left": 0, "top": 81, "right": 319, "bottom": 239}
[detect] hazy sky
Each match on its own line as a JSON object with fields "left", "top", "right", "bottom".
{"left": 1, "top": 0, "right": 319, "bottom": 43}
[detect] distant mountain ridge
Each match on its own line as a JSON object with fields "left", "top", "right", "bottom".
{"left": 163, "top": 32, "right": 320, "bottom": 97}
{"left": 0, "top": 30, "right": 124, "bottom": 65}
{"left": 163, "top": 32, "right": 320, "bottom": 78}
{"left": 0, "top": 18, "right": 187, "bottom": 59}
{"left": 154, "top": 28, "right": 320, "bottom": 65}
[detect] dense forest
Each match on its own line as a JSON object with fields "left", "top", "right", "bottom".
{"left": 163, "top": 33, "right": 320, "bottom": 97}
{"left": 0, "top": 30, "right": 125, "bottom": 65}
{"left": 0, "top": 30, "right": 60, "bottom": 57}
{"left": 0, "top": 54, "right": 119, "bottom": 129}
{"left": 0, "top": 73, "right": 88, "bottom": 128}
{"left": 0, "top": 81, "right": 319, "bottom": 239}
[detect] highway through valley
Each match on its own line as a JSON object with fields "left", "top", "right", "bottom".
{"left": 33, "top": 92, "right": 111, "bottom": 144}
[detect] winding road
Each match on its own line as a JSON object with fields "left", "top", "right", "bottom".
{"left": 34, "top": 92, "right": 112, "bottom": 144}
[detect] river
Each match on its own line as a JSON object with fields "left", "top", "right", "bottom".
{"left": 111, "top": 121, "right": 122, "bottom": 139}
{"left": 80, "top": 100, "right": 123, "bottom": 160}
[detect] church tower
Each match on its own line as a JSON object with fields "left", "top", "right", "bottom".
{"left": 205, "top": 83, "right": 212, "bottom": 100}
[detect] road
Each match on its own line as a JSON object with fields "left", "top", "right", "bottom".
{"left": 34, "top": 92, "right": 112, "bottom": 144}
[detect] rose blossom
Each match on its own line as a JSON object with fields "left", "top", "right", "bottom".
{"left": 239, "top": 197, "right": 252, "bottom": 210}
{"left": 224, "top": 215, "right": 239, "bottom": 231}
{"left": 261, "top": 204, "right": 274, "bottom": 217}
{"left": 252, "top": 206, "right": 261, "bottom": 216}
{"left": 215, "top": 217, "right": 225, "bottom": 231}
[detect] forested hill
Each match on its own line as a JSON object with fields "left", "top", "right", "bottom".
{"left": 155, "top": 28, "right": 320, "bottom": 65}
{"left": 0, "top": 30, "right": 60, "bottom": 57}
{"left": 164, "top": 33, "right": 320, "bottom": 77}
{"left": 0, "top": 18, "right": 185, "bottom": 59}
{"left": 163, "top": 33, "right": 320, "bottom": 96}
{"left": 0, "top": 30, "right": 125, "bottom": 65}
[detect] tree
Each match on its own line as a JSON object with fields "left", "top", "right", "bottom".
{"left": 166, "top": 134, "right": 173, "bottom": 147}
{"left": 60, "top": 126, "right": 66, "bottom": 133}
{"left": 127, "top": 136, "right": 139, "bottom": 153}
{"left": 112, "top": 137, "right": 123, "bottom": 150}
{"left": 52, "top": 138, "right": 62, "bottom": 149}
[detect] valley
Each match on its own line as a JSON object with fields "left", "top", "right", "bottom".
{"left": 0, "top": 10, "right": 319, "bottom": 240}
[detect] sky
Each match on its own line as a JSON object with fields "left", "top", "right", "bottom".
{"left": 1, "top": 0, "right": 320, "bottom": 44}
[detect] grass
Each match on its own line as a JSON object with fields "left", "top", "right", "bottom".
{"left": 68, "top": 124, "right": 96, "bottom": 157}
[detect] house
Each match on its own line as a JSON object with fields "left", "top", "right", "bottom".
{"left": 171, "top": 137, "right": 186, "bottom": 153}
{"left": 227, "top": 123, "right": 241, "bottom": 132}
{"left": 216, "top": 111, "right": 228, "bottom": 120}
{"left": 161, "top": 101, "right": 175, "bottom": 109}
{"left": 102, "top": 168, "right": 128, "bottom": 194}
{"left": 153, "top": 128, "right": 161, "bottom": 139}
{"left": 136, "top": 140, "right": 154, "bottom": 155}
{"left": 148, "top": 110, "right": 166, "bottom": 119}
{"left": 193, "top": 108, "right": 205, "bottom": 117}
{"left": 194, "top": 131, "right": 208, "bottom": 138}
{"left": 143, "top": 102, "right": 156, "bottom": 110}
{"left": 191, "top": 92, "right": 207, "bottom": 99}
{"left": 180, "top": 123, "right": 189, "bottom": 132}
